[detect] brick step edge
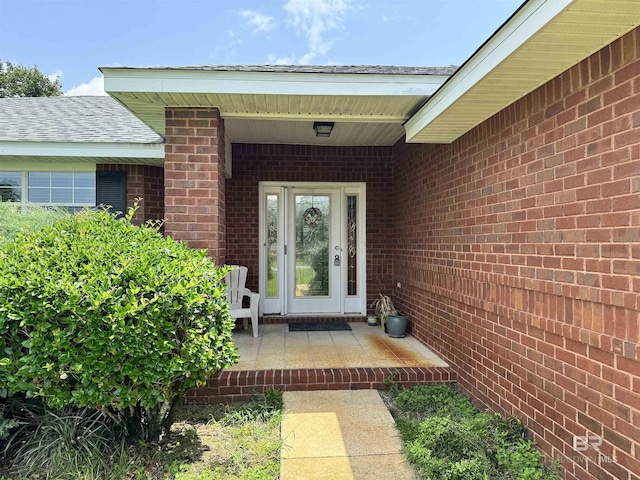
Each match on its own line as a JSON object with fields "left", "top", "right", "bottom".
{"left": 185, "top": 366, "right": 457, "bottom": 404}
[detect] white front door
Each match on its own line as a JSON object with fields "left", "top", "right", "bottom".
{"left": 259, "top": 182, "right": 366, "bottom": 316}
{"left": 287, "top": 188, "right": 341, "bottom": 313}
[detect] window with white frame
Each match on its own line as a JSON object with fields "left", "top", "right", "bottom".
{"left": 0, "top": 172, "right": 22, "bottom": 202}
{"left": 0, "top": 171, "right": 96, "bottom": 211}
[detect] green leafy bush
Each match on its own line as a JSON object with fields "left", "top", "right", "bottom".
{"left": 392, "top": 383, "right": 477, "bottom": 418}
{"left": 0, "top": 408, "right": 17, "bottom": 443}
{"left": 0, "top": 207, "right": 238, "bottom": 442}
{"left": 0, "top": 202, "right": 69, "bottom": 243}
{"left": 389, "top": 384, "right": 562, "bottom": 480}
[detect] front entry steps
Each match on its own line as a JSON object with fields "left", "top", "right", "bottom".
{"left": 187, "top": 365, "right": 456, "bottom": 404}
{"left": 186, "top": 321, "right": 456, "bottom": 404}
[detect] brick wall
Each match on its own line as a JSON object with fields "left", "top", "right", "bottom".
{"left": 164, "top": 108, "right": 227, "bottom": 264}
{"left": 226, "top": 143, "right": 395, "bottom": 304}
{"left": 392, "top": 29, "right": 640, "bottom": 480}
{"left": 96, "top": 164, "right": 164, "bottom": 224}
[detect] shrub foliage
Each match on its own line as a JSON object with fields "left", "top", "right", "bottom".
{"left": 0, "top": 208, "right": 238, "bottom": 442}
{"left": 388, "top": 384, "right": 562, "bottom": 480}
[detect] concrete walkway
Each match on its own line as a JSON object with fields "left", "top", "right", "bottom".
{"left": 280, "top": 390, "right": 416, "bottom": 479}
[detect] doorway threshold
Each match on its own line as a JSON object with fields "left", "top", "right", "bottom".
{"left": 260, "top": 314, "right": 367, "bottom": 324}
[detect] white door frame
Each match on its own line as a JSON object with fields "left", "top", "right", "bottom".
{"left": 258, "top": 181, "right": 367, "bottom": 316}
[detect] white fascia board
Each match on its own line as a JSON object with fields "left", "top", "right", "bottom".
{"left": 0, "top": 141, "right": 165, "bottom": 159}
{"left": 102, "top": 68, "right": 449, "bottom": 97}
{"left": 404, "top": 0, "right": 573, "bottom": 142}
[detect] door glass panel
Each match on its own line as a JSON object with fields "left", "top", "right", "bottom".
{"left": 295, "top": 194, "right": 330, "bottom": 297}
{"left": 266, "top": 194, "right": 279, "bottom": 298}
{"left": 347, "top": 195, "right": 357, "bottom": 296}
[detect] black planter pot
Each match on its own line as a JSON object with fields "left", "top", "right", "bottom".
{"left": 386, "top": 315, "right": 408, "bottom": 338}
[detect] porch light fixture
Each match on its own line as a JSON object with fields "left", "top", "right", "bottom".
{"left": 313, "top": 121, "right": 334, "bottom": 137}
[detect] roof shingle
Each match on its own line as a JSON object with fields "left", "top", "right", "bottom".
{"left": 104, "top": 64, "right": 458, "bottom": 76}
{"left": 0, "top": 96, "right": 164, "bottom": 144}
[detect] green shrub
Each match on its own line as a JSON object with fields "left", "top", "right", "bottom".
{"left": 389, "top": 384, "right": 562, "bottom": 480}
{"left": 0, "top": 202, "right": 69, "bottom": 242}
{"left": 393, "top": 383, "right": 477, "bottom": 418}
{"left": 405, "top": 415, "right": 492, "bottom": 479}
{"left": 0, "top": 408, "right": 17, "bottom": 443}
{"left": 0, "top": 207, "right": 238, "bottom": 442}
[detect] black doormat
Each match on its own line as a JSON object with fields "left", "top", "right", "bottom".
{"left": 289, "top": 322, "right": 352, "bottom": 332}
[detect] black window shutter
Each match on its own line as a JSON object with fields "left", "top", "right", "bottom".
{"left": 96, "top": 171, "right": 127, "bottom": 217}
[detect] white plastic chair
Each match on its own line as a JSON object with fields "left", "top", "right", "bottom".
{"left": 225, "top": 265, "right": 260, "bottom": 337}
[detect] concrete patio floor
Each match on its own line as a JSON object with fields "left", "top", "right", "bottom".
{"left": 230, "top": 322, "right": 448, "bottom": 370}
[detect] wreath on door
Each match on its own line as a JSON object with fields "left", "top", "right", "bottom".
{"left": 303, "top": 206, "right": 323, "bottom": 229}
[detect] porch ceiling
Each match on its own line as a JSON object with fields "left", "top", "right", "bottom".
{"left": 405, "top": 0, "right": 640, "bottom": 143}
{"left": 224, "top": 118, "right": 405, "bottom": 146}
{"left": 103, "top": 67, "right": 451, "bottom": 146}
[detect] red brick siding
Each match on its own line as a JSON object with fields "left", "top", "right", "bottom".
{"left": 96, "top": 164, "right": 164, "bottom": 224}
{"left": 392, "top": 29, "right": 640, "bottom": 480}
{"left": 226, "top": 143, "right": 395, "bottom": 305}
{"left": 144, "top": 166, "right": 165, "bottom": 221}
{"left": 186, "top": 365, "right": 456, "bottom": 404}
{"left": 164, "top": 108, "right": 226, "bottom": 264}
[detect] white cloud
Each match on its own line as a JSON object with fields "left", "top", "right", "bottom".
{"left": 266, "top": 54, "right": 296, "bottom": 65}
{"left": 283, "top": 0, "right": 355, "bottom": 64}
{"left": 65, "top": 76, "right": 107, "bottom": 96}
{"left": 239, "top": 9, "right": 276, "bottom": 34}
{"left": 47, "top": 70, "right": 63, "bottom": 83}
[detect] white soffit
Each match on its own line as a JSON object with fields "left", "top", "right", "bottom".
{"left": 225, "top": 118, "right": 405, "bottom": 146}
{"left": 405, "top": 0, "right": 640, "bottom": 144}
{"left": 103, "top": 69, "right": 450, "bottom": 143}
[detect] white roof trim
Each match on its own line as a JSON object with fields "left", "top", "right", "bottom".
{"left": 405, "top": 0, "right": 573, "bottom": 142}
{"left": 103, "top": 68, "right": 448, "bottom": 97}
{"left": 0, "top": 141, "right": 165, "bottom": 159}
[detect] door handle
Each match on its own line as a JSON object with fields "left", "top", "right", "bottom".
{"left": 334, "top": 255, "right": 340, "bottom": 266}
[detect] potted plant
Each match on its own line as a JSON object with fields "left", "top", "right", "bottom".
{"left": 369, "top": 294, "right": 408, "bottom": 338}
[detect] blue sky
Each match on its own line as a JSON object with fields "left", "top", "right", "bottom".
{"left": 0, "top": 0, "right": 522, "bottom": 95}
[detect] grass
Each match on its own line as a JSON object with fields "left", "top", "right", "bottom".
{"left": 0, "top": 390, "right": 283, "bottom": 480}
{"left": 383, "top": 383, "right": 562, "bottom": 480}
{"left": 160, "top": 390, "right": 284, "bottom": 480}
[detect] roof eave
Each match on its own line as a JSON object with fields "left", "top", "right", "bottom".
{"left": 102, "top": 67, "right": 449, "bottom": 97}
{"left": 405, "top": 0, "right": 640, "bottom": 144}
{"left": 0, "top": 141, "right": 165, "bottom": 159}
